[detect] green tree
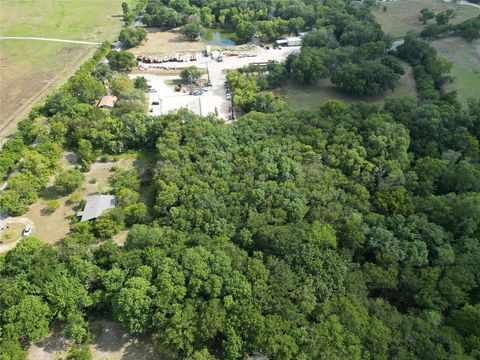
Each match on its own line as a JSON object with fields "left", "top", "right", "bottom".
{"left": 113, "top": 277, "right": 153, "bottom": 334}
{"left": 65, "top": 72, "right": 105, "bottom": 104}
{"left": 54, "top": 169, "right": 85, "bottom": 195}
{"left": 180, "top": 67, "right": 202, "bottom": 83}
{"left": 419, "top": 8, "right": 435, "bottom": 25}
{"left": 106, "top": 51, "right": 138, "bottom": 71}
{"left": 119, "top": 28, "right": 147, "bottom": 48}
{"left": 2, "top": 295, "right": 51, "bottom": 342}
{"left": 181, "top": 22, "right": 205, "bottom": 41}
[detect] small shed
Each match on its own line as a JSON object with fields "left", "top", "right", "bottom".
{"left": 97, "top": 95, "right": 118, "bottom": 109}
{"left": 276, "top": 36, "right": 302, "bottom": 46}
{"left": 77, "top": 195, "right": 116, "bottom": 222}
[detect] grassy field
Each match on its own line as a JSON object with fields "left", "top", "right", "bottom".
{"left": 373, "top": 0, "right": 480, "bottom": 39}
{"left": 130, "top": 28, "right": 206, "bottom": 56}
{"left": 278, "top": 62, "right": 417, "bottom": 110}
{"left": 0, "top": 0, "right": 136, "bottom": 137}
{"left": 431, "top": 37, "right": 480, "bottom": 106}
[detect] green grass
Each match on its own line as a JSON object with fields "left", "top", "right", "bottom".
{"left": 0, "top": 0, "right": 138, "bottom": 136}
{"left": 278, "top": 62, "right": 417, "bottom": 110}
{"left": 0, "top": 0, "right": 137, "bottom": 41}
{"left": 373, "top": 0, "right": 480, "bottom": 39}
{"left": 431, "top": 37, "right": 480, "bottom": 106}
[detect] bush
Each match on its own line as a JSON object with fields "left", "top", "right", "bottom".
{"left": 54, "top": 169, "right": 85, "bottom": 195}
{"left": 180, "top": 67, "right": 202, "bottom": 83}
{"left": 66, "top": 193, "right": 82, "bottom": 205}
{"left": 66, "top": 345, "right": 92, "bottom": 360}
{"left": 45, "top": 200, "right": 60, "bottom": 214}
{"left": 119, "top": 28, "right": 147, "bottom": 48}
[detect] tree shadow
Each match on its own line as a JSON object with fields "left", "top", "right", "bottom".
{"left": 40, "top": 185, "right": 61, "bottom": 201}
{"left": 122, "top": 337, "right": 162, "bottom": 360}
{"left": 33, "top": 333, "right": 70, "bottom": 355}
{"left": 90, "top": 319, "right": 129, "bottom": 353}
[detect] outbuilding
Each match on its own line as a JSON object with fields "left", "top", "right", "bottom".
{"left": 77, "top": 195, "right": 116, "bottom": 222}
{"left": 276, "top": 36, "right": 302, "bottom": 47}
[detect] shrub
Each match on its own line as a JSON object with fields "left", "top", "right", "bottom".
{"left": 67, "top": 193, "right": 82, "bottom": 206}
{"left": 54, "top": 169, "right": 85, "bottom": 195}
{"left": 45, "top": 200, "right": 60, "bottom": 214}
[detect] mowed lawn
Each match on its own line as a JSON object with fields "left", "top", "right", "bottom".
{"left": 278, "top": 62, "right": 417, "bottom": 110}
{"left": 373, "top": 0, "right": 480, "bottom": 39}
{"left": 130, "top": 28, "right": 206, "bottom": 56}
{"left": 432, "top": 37, "right": 480, "bottom": 106}
{"left": 0, "top": 0, "right": 136, "bottom": 136}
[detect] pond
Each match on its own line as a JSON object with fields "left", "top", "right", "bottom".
{"left": 203, "top": 28, "right": 238, "bottom": 46}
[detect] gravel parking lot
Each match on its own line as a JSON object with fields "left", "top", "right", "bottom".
{"left": 132, "top": 46, "right": 300, "bottom": 121}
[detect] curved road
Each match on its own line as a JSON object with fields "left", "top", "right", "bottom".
{"left": 0, "top": 36, "right": 101, "bottom": 45}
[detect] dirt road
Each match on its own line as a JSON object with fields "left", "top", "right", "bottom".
{"left": 0, "top": 36, "right": 101, "bottom": 45}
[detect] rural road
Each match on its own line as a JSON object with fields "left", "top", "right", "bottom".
{"left": 0, "top": 36, "right": 101, "bottom": 45}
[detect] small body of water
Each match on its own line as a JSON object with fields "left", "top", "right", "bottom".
{"left": 203, "top": 28, "right": 238, "bottom": 46}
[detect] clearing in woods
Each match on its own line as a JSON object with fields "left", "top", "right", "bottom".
{"left": 431, "top": 37, "right": 480, "bottom": 106}
{"left": 0, "top": 0, "right": 136, "bottom": 137}
{"left": 129, "top": 28, "right": 206, "bottom": 56}
{"left": 373, "top": 0, "right": 480, "bottom": 39}
{"left": 0, "top": 152, "right": 153, "bottom": 249}
{"left": 278, "top": 61, "right": 417, "bottom": 110}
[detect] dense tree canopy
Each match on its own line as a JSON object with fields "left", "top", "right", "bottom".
{"left": 1, "top": 1, "right": 479, "bottom": 359}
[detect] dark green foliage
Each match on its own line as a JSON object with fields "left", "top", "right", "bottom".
{"left": 331, "top": 60, "right": 400, "bottom": 95}
{"left": 2, "top": 100, "right": 480, "bottom": 359}
{"left": 134, "top": 76, "right": 148, "bottom": 91}
{"left": 181, "top": 22, "right": 205, "bottom": 40}
{"left": 106, "top": 51, "right": 138, "bottom": 71}
{"left": 54, "top": 168, "right": 85, "bottom": 195}
{"left": 180, "top": 67, "right": 202, "bottom": 83}
{"left": 119, "top": 28, "right": 147, "bottom": 48}
{"left": 1, "top": 1, "right": 480, "bottom": 359}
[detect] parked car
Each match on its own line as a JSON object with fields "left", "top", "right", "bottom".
{"left": 226, "top": 93, "right": 232, "bottom": 100}
{"left": 151, "top": 101, "right": 159, "bottom": 105}
{"left": 190, "top": 89, "right": 205, "bottom": 96}
{"left": 22, "top": 225, "right": 32, "bottom": 237}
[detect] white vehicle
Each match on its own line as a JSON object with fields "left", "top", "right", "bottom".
{"left": 226, "top": 93, "right": 232, "bottom": 100}
{"left": 22, "top": 225, "right": 33, "bottom": 237}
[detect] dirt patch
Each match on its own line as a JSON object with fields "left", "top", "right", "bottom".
{"left": 112, "top": 230, "right": 128, "bottom": 246}
{"left": 28, "top": 319, "right": 161, "bottom": 360}
{"left": 90, "top": 319, "right": 160, "bottom": 360}
{"left": 129, "top": 28, "right": 206, "bottom": 56}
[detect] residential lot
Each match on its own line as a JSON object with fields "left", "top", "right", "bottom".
{"left": 0, "top": 153, "right": 141, "bottom": 251}
{"left": 0, "top": 0, "right": 134, "bottom": 137}
{"left": 133, "top": 46, "right": 300, "bottom": 120}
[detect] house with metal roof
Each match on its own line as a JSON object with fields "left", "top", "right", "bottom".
{"left": 77, "top": 195, "right": 116, "bottom": 222}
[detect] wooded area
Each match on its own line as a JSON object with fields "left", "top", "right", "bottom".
{"left": 1, "top": 0, "right": 479, "bottom": 359}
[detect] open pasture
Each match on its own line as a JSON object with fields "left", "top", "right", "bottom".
{"left": 0, "top": 0, "right": 135, "bottom": 136}
{"left": 373, "top": 0, "right": 480, "bottom": 39}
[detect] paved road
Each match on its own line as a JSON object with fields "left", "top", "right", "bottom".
{"left": 442, "top": 0, "right": 480, "bottom": 9}
{"left": 0, "top": 36, "right": 101, "bottom": 45}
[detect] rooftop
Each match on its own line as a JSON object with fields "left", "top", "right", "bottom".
{"left": 77, "top": 195, "right": 116, "bottom": 222}
{"left": 97, "top": 95, "right": 118, "bottom": 108}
